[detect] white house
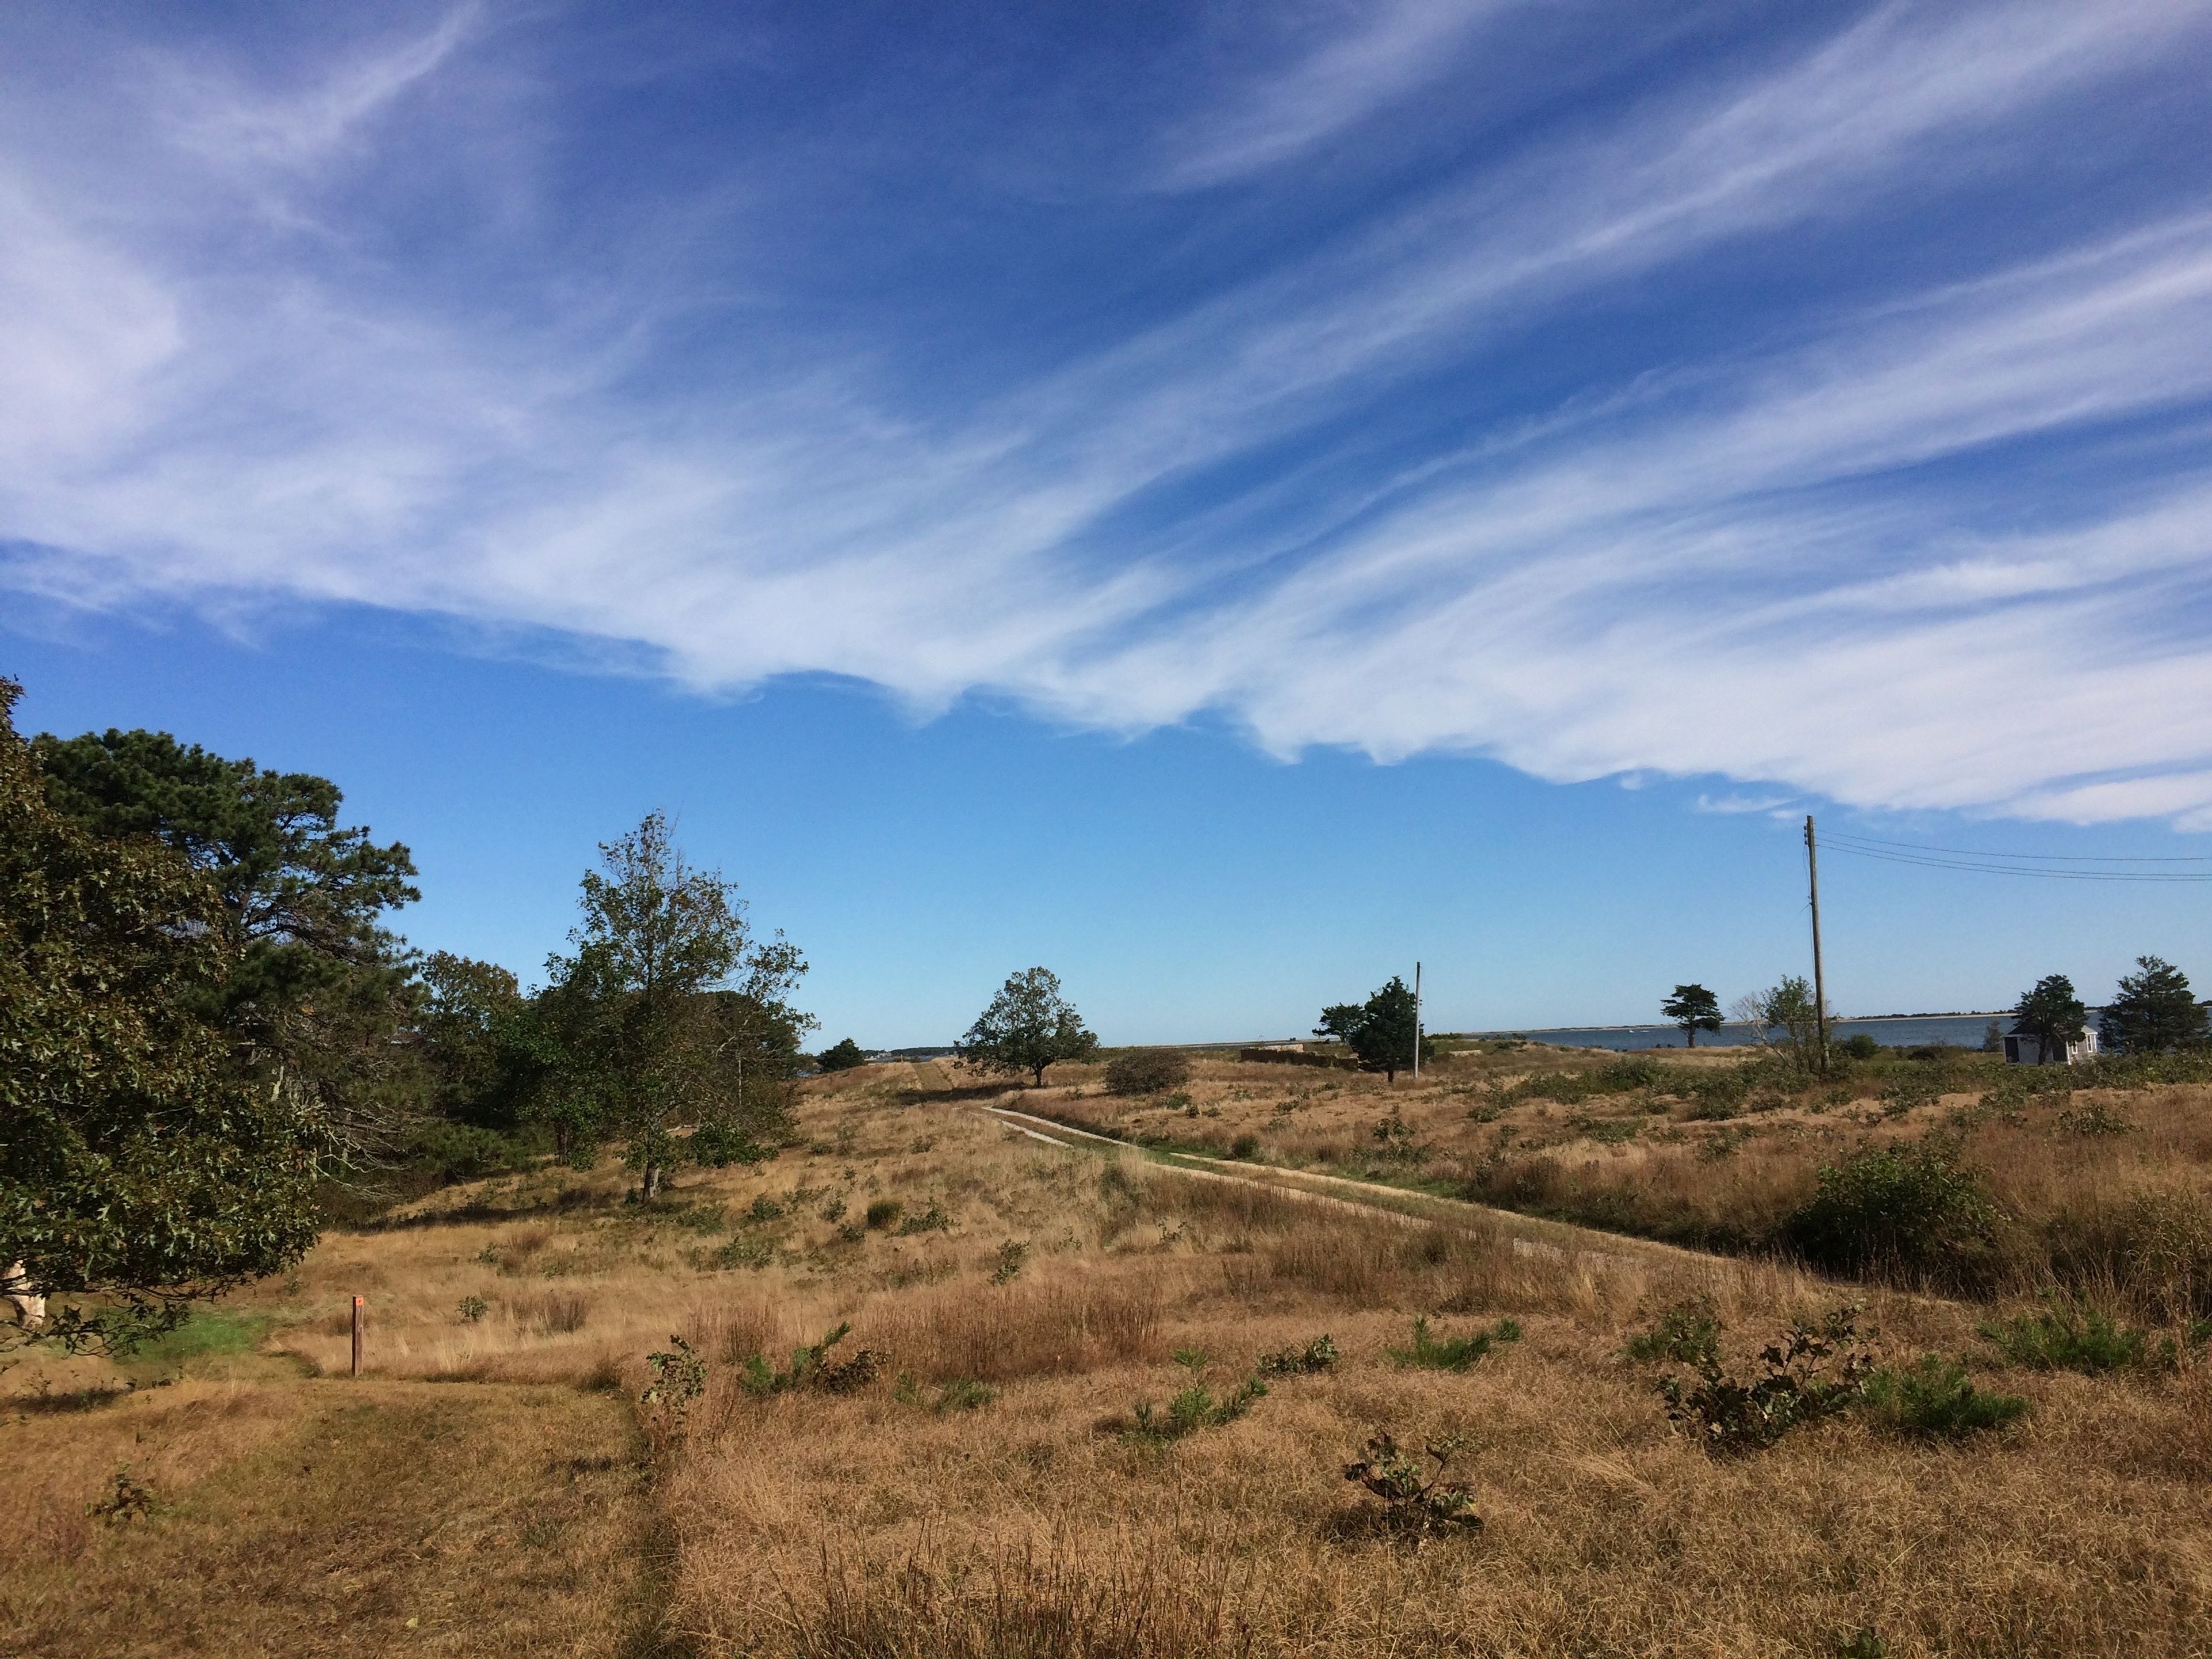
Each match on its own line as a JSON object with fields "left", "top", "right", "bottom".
{"left": 2001, "top": 1028, "right": 2099, "bottom": 1065}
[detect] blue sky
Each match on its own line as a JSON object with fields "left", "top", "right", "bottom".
{"left": 5, "top": 2, "right": 2211, "bottom": 1045}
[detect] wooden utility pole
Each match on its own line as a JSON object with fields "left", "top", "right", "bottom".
{"left": 351, "top": 1295, "right": 364, "bottom": 1378}
{"left": 1412, "top": 962, "right": 1422, "bottom": 1081}
{"left": 1804, "top": 815, "right": 1828, "bottom": 1074}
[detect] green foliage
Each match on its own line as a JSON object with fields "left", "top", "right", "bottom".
{"left": 1129, "top": 1372, "right": 1267, "bottom": 1443}
{"left": 1658, "top": 1306, "right": 1874, "bottom": 1454}
{"left": 1256, "top": 1334, "right": 1339, "bottom": 1377}
{"left": 1786, "top": 1137, "right": 1999, "bottom": 1281}
{"left": 535, "top": 811, "right": 812, "bottom": 1199}
{"left": 1314, "top": 976, "right": 1433, "bottom": 1081}
{"left": 2100, "top": 956, "right": 2207, "bottom": 1055}
{"left": 739, "top": 1322, "right": 884, "bottom": 1397}
{"left": 1105, "top": 1050, "right": 1192, "bottom": 1096}
{"left": 1229, "top": 1132, "right": 1260, "bottom": 1160}
{"left": 1754, "top": 976, "right": 1824, "bottom": 1071}
{"left": 2012, "top": 973, "right": 2088, "bottom": 1056}
{"left": 458, "top": 1295, "right": 488, "bottom": 1323}
{"left": 1858, "top": 1355, "right": 2028, "bottom": 1438}
{"left": 865, "top": 1199, "right": 903, "bottom": 1230}
{"left": 1838, "top": 1032, "right": 1881, "bottom": 1061}
{"left": 88, "top": 1465, "right": 157, "bottom": 1525}
{"left": 957, "top": 967, "right": 1100, "bottom": 1086}
{"left": 816, "top": 1038, "right": 870, "bottom": 1072}
{"left": 33, "top": 719, "right": 423, "bottom": 1166}
{"left": 935, "top": 1377, "right": 995, "bottom": 1412}
{"left": 1, "top": 679, "right": 324, "bottom": 1357}
{"left": 712, "top": 1235, "right": 775, "bottom": 1270}
{"left": 1837, "top": 1630, "right": 1887, "bottom": 1659}
{"left": 747, "top": 1193, "right": 787, "bottom": 1224}
{"left": 990, "top": 1240, "right": 1028, "bottom": 1284}
{"left": 1624, "top": 1297, "right": 1721, "bottom": 1367}
{"left": 1662, "top": 983, "right": 1724, "bottom": 1046}
{"left": 640, "top": 1333, "right": 709, "bottom": 1452}
{"left": 1341, "top": 1432, "right": 1481, "bottom": 1537}
{"left": 1387, "top": 1315, "right": 1521, "bottom": 1372}
{"left": 1978, "top": 1301, "right": 2151, "bottom": 1373}
{"left": 896, "top": 1200, "right": 950, "bottom": 1235}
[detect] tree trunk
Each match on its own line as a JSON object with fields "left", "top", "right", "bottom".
{"left": 1685, "top": 1025, "right": 1696, "bottom": 1048}
{"left": 641, "top": 1160, "right": 664, "bottom": 1202}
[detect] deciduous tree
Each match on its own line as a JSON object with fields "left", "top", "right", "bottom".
{"left": 816, "top": 1038, "right": 869, "bottom": 1073}
{"left": 537, "top": 812, "right": 810, "bottom": 1198}
{"left": 1, "top": 680, "right": 322, "bottom": 1354}
{"left": 958, "top": 968, "right": 1098, "bottom": 1086}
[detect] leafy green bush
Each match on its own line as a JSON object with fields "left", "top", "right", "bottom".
{"left": 1978, "top": 1301, "right": 2149, "bottom": 1373}
{"left": 457, "top": 1295, "right": 487, "bottom": 1323}
{"left": 897, "top": 1200, "right": 950, "bottom": 1235}
{"left": 990, "top": 1240, "right": 1028, "bottom": 1285}
{"left": 1105, "top": 1050, "right": 1192, "bottom": 1096}
{"left": 1858, "top": 1355, "right": 2028, "bottom": 1438}
{"left": 1838, "top": 1033, "right": 1881, "bottom": 1062}
{"left": 864, "top": 1199, "right": 903, "bottom": 1230}
{"left": 1624, "top": 1297, "right": 1720, "bottom": 1367}
{"left": 1785, "top": 1138, "right": 1999, "bottom": 1281}
{"left": 713, "top": 1235, "right": 775, "bottom": 1270}
{"left": 1256, "top": 1334, "right": 1339, "bottom": 1376}
{"left": 1229, "top": 1133, "right": 1260, "bottom": 1160}
{"left": 1387, "top": 1315, "right": 1521, "bottom": 1372}
{"left": 1341, "top": 1432, "right": 1480, "bottom": 1537}
{"left": 740, "top": 1323, "right": 883, "bottom": 1396}
{"left": 1658, "top": 1306, "right": 1873, "bottom": 1455}
{"left": 1130, "top": 1374, "right": 1266, "bottom": 1442}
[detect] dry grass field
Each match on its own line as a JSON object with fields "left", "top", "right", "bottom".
{"left": 7, "top": 1050, "right": 2212, "bottom": 1657}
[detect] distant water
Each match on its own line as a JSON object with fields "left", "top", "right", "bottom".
{"left": 1478, "top": 1014, "right": 2012, "bottom": 1052}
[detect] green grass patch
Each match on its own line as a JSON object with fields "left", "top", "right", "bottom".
{"left": 1387, "top": 1314, "right": 1521, "bottom": 1372}
{"left": 1859, "top": 1355, "right": 2028, "bottom": 1438}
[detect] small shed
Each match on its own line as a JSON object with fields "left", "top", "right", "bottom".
{"left": 2001, "top": 1028, "right": 2099, "bottom": 1066}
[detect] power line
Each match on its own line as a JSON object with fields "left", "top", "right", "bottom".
{"left": 1823, "top": 842, "right": 2212, "bottom": 882}
{"left": 1822, "top": 830, "right": 2212, "bottom": 864}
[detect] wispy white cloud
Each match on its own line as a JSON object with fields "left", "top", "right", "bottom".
{"left": 4, "top": 2, "right": 2212, "bottom": 827}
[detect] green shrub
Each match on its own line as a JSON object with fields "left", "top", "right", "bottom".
{"left": 1256, "top": 1334, "right": 1339, "bottom": 1376}
{"left": 457, "top": 1295, "right": 488, "bottom": 1324}
{"left": 935, "top": 1377, "right": 995, "bottom": 1412}
{"left": 990, "top": 1240, "right": 1028, "bottom": 1285}
{"left": 1229, "top": 1133, "right": 1260, "bottom": 1160}
{"left": 897, "top": 1200, "right": 950, "bottom": 1235}
{"left": 746, "top": 1192, "right": 786, "bottom": 1224}
{"left": 1341, "top": 1432, "right": 1480, "bottom": 1537}
{"left": 1858, "top": 1355, "right": 2028, "bottom": 1438}
{"left": 1106, "top": 1050, "right": 1192, "bottom": 1096}
{"left": 1785, "top": 1138, "right": 1999, "bottom": 1281}
{"left": 1130, "top": 1374, "right": 1266, "bottom": 1442}
{"left": 1387, "top": 1315, "right": 1521, "bottom": 1372}
{"left": 1624, "top": 1297, "right": 1720, "bottom": 1367}
{"left": 1838, "top": 1033, "right": 1881, "bottom": 1061}
{"left": 740, "top": 1323, "right": 883, "bottom": 1396}
{"left": 1979, "top": 1301, "right": 2149, "bottom": 1373}
{"left": 713, "top": 1235, "right": 775, "bottom": 1270}
{"left": 864, "top": 1198, "right": 903, "bottom": 1230}
{"left": 1658, "top": 1306, "right": 1873, "bottom": 1455}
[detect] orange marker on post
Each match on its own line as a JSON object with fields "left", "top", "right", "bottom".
{"left": 351, "top": 1295, "right": 364, "bottom": 1377}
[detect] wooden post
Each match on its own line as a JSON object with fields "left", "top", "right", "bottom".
{"left": 351, "top": 1294, "right": 364, "bottom": 1378}
{"left": 1411, "top": 961, "right": 1422, "bottom": 1081}
{"left": 1805, "top": 815, "right": 1829, "bottom": 1075}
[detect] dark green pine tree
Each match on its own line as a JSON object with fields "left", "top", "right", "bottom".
{"left": 2011, "top": 974, "right": 2088, "bottom": 1064}
{"left": 1661, "top": 983, "right": 1724, "bottom": 1047}
{"left": 2099, "top": 956, "right": 2207, "bottom": 1054}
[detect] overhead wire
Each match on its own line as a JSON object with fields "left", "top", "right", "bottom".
{"left": 1820, "top": 835, "right": 2212, "bottom": 883}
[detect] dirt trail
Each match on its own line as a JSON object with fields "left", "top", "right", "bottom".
{"left": 977, "top": 1103, "right": 1732, "bottom": 1272}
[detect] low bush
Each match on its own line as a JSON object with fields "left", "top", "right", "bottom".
{"left": 990, "top": 1240, "right": 1028, "bottom": 1284}
{"left": 1130, "top": 1374, "right": 1266, "bottom": 1442}
{"left": 1256, "top": 1334, "right": 1339, "bottom": 1376}
{"left": 865, "top": 1199, "right": 903, "bottom": 1230}
{"left": 1387, "top": 1315, "right": 1521, "bottom": 1372}
{"left": 935, "top": 1377, "right": 995, "bottom": 1412}
{"left": 713, "top": 1235, "right": 775, "bottom": 1270}
{"left": 741, "top": 1323, "right": 885, "bottom": 1397}
{"left": 898, "top": 1200, "right": 951, "bottom": 1235}
{"left": 1858, "top": 1355, "right": 2028, "bottom": 1438}
{"left": 1341, "top": 1432, "right": 1481, "bottom": 1537}
{"left": 1978, "top": 1301, "right": 2150, "bottom": 1373}
{"left": 1785, "top": 1137, "right": 1999, "bottom": 1283}
{"left": 1658, "top": 1306, "right": 1874, "bottom": 1455}
{"left": 1623, "top": 1297, "right": 1720, "bottom": 1367}
{"left": 1106, "top": 1050, "right": 1193, "bottom": 1096}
